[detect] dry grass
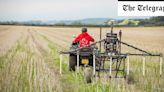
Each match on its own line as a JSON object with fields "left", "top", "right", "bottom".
{"left": 0, "top": 25, "right": 164, "bottom": 92}
{"left": 0, "top": 26, "right": 62, "bottom": 92}
{"left": 32, "top": 26, "right": 164, "bottom": 53}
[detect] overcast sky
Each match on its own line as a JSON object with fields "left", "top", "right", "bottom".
{"left": 0, "top": 0, "right": 148, "bottom": 21}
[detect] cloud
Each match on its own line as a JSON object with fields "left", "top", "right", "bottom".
{"left": 0, "top": 0, "right": 119, "bottom": 21}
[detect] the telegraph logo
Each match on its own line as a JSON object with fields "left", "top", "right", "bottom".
{"left": 118, "top": 0, "right": 164, "bottom": 16}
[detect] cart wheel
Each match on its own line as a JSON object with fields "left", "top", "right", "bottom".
{"left": 69, "top": 55, "right": 76, "bottom": 71}
{"left": 84, "top": 66, "right": 93, "bottom": 83}
{"left": 125, "top": 70, "right": 135, "bottom": 84}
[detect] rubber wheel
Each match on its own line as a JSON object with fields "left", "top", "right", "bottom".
{"left": 125, "top": 70, "right": 135, "bottom": 84}
{"left": 84, "top": 67, "right": 93, "bottom": 83}
{"left": 69, "top": 55, "right": 76, "bottom": 71}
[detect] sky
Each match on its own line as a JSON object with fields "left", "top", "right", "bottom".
{"left": 0, "top": 0, "right": 148, "bottom": 21}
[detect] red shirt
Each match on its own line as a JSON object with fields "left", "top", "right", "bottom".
{"left": 74, "top": 32, "right": 94, "bottom": 47}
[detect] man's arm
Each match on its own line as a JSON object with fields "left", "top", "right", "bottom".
{"left": 74, "top": 34, "right": 81, "bottom": 43}
{"left": 88, "top": 34, "right": 94, "bottom": 42}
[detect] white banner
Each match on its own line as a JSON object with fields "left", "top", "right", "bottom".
{"left": 118, "top": 1, "right": 164, "bottom": 16}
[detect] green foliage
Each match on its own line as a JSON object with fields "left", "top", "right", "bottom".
{"left": 139, "top": 16, "right": 164, "bottom": 26}
{"left": 1, "top": 16, "right": 164, "bottom": 27}
{"left": 71, "top": 21, "right": 83, "bottom": 26}
{"left": 118, "top": 19, "right": 140, "bottom": 26}
{"left": 55, "top": 22, "right": 66, "bottom": 26}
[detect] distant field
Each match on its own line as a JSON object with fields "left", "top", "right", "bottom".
{"left": 0, "top": 25, "right": 164, "bottom": 92}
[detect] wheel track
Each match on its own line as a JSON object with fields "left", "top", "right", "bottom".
{"left": 0, "top": 27, "right": 62, "bottom": 92}
{"left": 27, "top": 29, "right": 62, "bottom": 92}
{"left": 0, "top": 27, "right": 23, "bottom": 56}
{"left": 0, "top": 30, "right": 29, "bottom": 91}
{"left": 36, "top": 29, "right": 71, "bottom": 49}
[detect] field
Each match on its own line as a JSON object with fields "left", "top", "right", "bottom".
{"left": 0, "top": 25, "right": 164, "bottom": 92}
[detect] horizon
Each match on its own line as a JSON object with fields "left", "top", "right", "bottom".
{"left": 0, "top": 0, "right": 149, "bottom": 21}
{"left": 0, "top": 17, "right": 150, "bottom": 22}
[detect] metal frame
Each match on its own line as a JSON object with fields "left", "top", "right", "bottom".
{"left": 59, "top": 26, "right": 163, "bottom": 79}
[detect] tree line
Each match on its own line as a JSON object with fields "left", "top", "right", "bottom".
{"left": 0, "top": 16, "right": 164, "bottom": 27}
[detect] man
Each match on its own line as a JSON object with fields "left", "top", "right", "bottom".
{"left": 74, "top": 27, "right": 94, "bottom": 48}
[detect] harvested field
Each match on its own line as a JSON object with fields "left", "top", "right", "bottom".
{"left": 0, "top": 25, "right": 164, "bottom": 92}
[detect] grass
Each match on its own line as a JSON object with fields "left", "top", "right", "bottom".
{"left": 41, "top": 34, "right": 131, "bottom": 92}
{"left": 0, "top": 26, "right": 164, "bottom": 92}
{"left": 0, "top": 36, "right": 30, "bottom": 91}
{"left": 41, "top": 35, "right": 106, "bottom": 92}
{"left": 44, "top": 35, "right": 164, "bottom": 92}
{"left": 0, "top": 30, "right": 62, "bottom": 92}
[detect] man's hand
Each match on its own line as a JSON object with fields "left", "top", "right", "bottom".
{"left": 72, "top": 41, "right": 79, "bottom": 45}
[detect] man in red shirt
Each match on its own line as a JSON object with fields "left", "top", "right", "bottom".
{"left": 74, "top": 27, "right": 94, "bottom": 48}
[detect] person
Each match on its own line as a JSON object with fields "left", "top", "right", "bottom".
{"left": 74, "top": 27, "right": 94, "bottom": 48}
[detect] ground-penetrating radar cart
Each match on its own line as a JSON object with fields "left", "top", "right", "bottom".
{"left": 59, "top": 21, "right": 163, "bottom": 83}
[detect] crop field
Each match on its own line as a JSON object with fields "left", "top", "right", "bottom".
{"left": 0, "top": 25, "right": 164, "bottom": 92}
